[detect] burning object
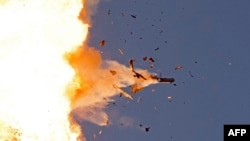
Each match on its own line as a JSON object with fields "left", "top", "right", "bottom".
{"left": 113, "top": 84, "right": 133, "bottom": 100}
{"left": 0, "top": 0, "right": 175, "bottom": 140}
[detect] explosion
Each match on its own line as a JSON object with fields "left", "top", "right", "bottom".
{"left": 0, "top": 0, "right": 173, "bottom": 140}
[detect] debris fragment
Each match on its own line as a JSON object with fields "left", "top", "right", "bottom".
{"left": 118, "top": 48, "right": 124, "bottom": 55}
{"left": 145, "top": 127, "right": 150, "bottom": 132}
{"left": 139, "top": 124, "right": 150, "bottom": 132}
{"left": 108, "top": 9, "right": 110, "bottom": 15}
{"left": 154, "top": 47, "right": 159, "bottom": 51}
{"left": 151, "top": 89, "right": 156, "bottom": 93}
{"left": 133, "top": 71, "right": 147, "bottom": 80}
{"left": 93, "top": 133, "right": 96, "bottom": 139}
{"left": 149, "top": 58, "right": 155, "bottom": 68}
{"left": 99, "top": 40, "right": 105, "bottom": 47}
{"left": 143, "top": 56, "right": 147, "bottom": 61}
{"left": 129, "top": 59, "right": 147, "bottom": 80}
{"left": 189, "top": 71, "right": 194, "bottom": 77}
{"left": 129, "top": 59, "right": 135, "bottom": 71}
{"left": 139, "top": 37, "right": 143, "bottom": 40}
{"left": 137, "top": 96, "right": 142, "bottom": 103}
{"left": 150, "top": 75, "right": 175, "bottom": 83}
{"left": 131, "top": 14, "right": 137, "bottom": 18}
{"left": 149, "top": 57, "right": 155, "bottom": 63}
{"left": 98, "top": 130, "right": 102, "bottom": 135}
{"left": 175, "top": 65, "right": 183, "bottom": 70}
{"left": 110, "top": 70, "right": 117, "bottom": 75}
{"left": 113, "top": 84, "right": 133, "bottom": 100}
{"left": 168, "top": 96, "right": 172, "bottom": 102}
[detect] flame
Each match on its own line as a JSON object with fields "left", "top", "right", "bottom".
{"left": 0, "top": 0, "right": 86, "bottom": 140}
{"left": 0, "top": 0, "right": 160, "bottom": 140}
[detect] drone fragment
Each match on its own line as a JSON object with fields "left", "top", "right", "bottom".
{"left": 118, "top": 48, "right": 124, "bottom": 55}
{"left": 131, "top": 14, "right": 137, "bottom": 18}
{"left": 143, "top": 56, "right": 147, "bottom": 61}
{"left": 145, "top": 127, "right": 150, "bottom": 132}
{"left": 149, "top": 57, "right": 155, "bottom": 63}
{"left": 175, "top": 65, "right": 183, "bottom": 70}
{"left": 99, "top": 40, "right": 105, "bottom": 46}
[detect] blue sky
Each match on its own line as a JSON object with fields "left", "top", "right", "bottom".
{"left": 83, "top": 0, "right": 250, "bottom": 140}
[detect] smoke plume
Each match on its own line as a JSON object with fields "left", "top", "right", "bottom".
{"left": 65, "top": 44, "right": 158, "bottom": 126}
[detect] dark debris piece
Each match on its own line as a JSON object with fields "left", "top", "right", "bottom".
{"left": 157, "top": 77, "right": 175, "bottom": 83}
{"left": 99, "top": 40, "right": 105, "bottom": 47}
{"left": 133, "top": 72, "right": 147, "bottom": 80}
{"left": 131, "top": 14, "right": 137, "bottom": 18}
{"left": 189, "top": 71, "right": 194, "bottom": 77}
{"left": 108, "top": 9, "right": 111, "bottom": 15}
{"left": 154, "top": 47, "right": 159, "bottom": 51}
{"left": 143, "top": 56, "right": 147, "bottom": 61}
{"left": 145, "top": 127, "right": 150, "bottom": 132}
{"left": 149, "top": 58, "right": 155, "bottom": 63}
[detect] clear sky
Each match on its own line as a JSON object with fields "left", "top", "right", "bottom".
{"left": 83, "top": 0, "right": 250, "bottom": 140}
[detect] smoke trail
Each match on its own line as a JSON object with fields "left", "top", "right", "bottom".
{"left": 65, "top": 46, "right": 159, "bottom": 126}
